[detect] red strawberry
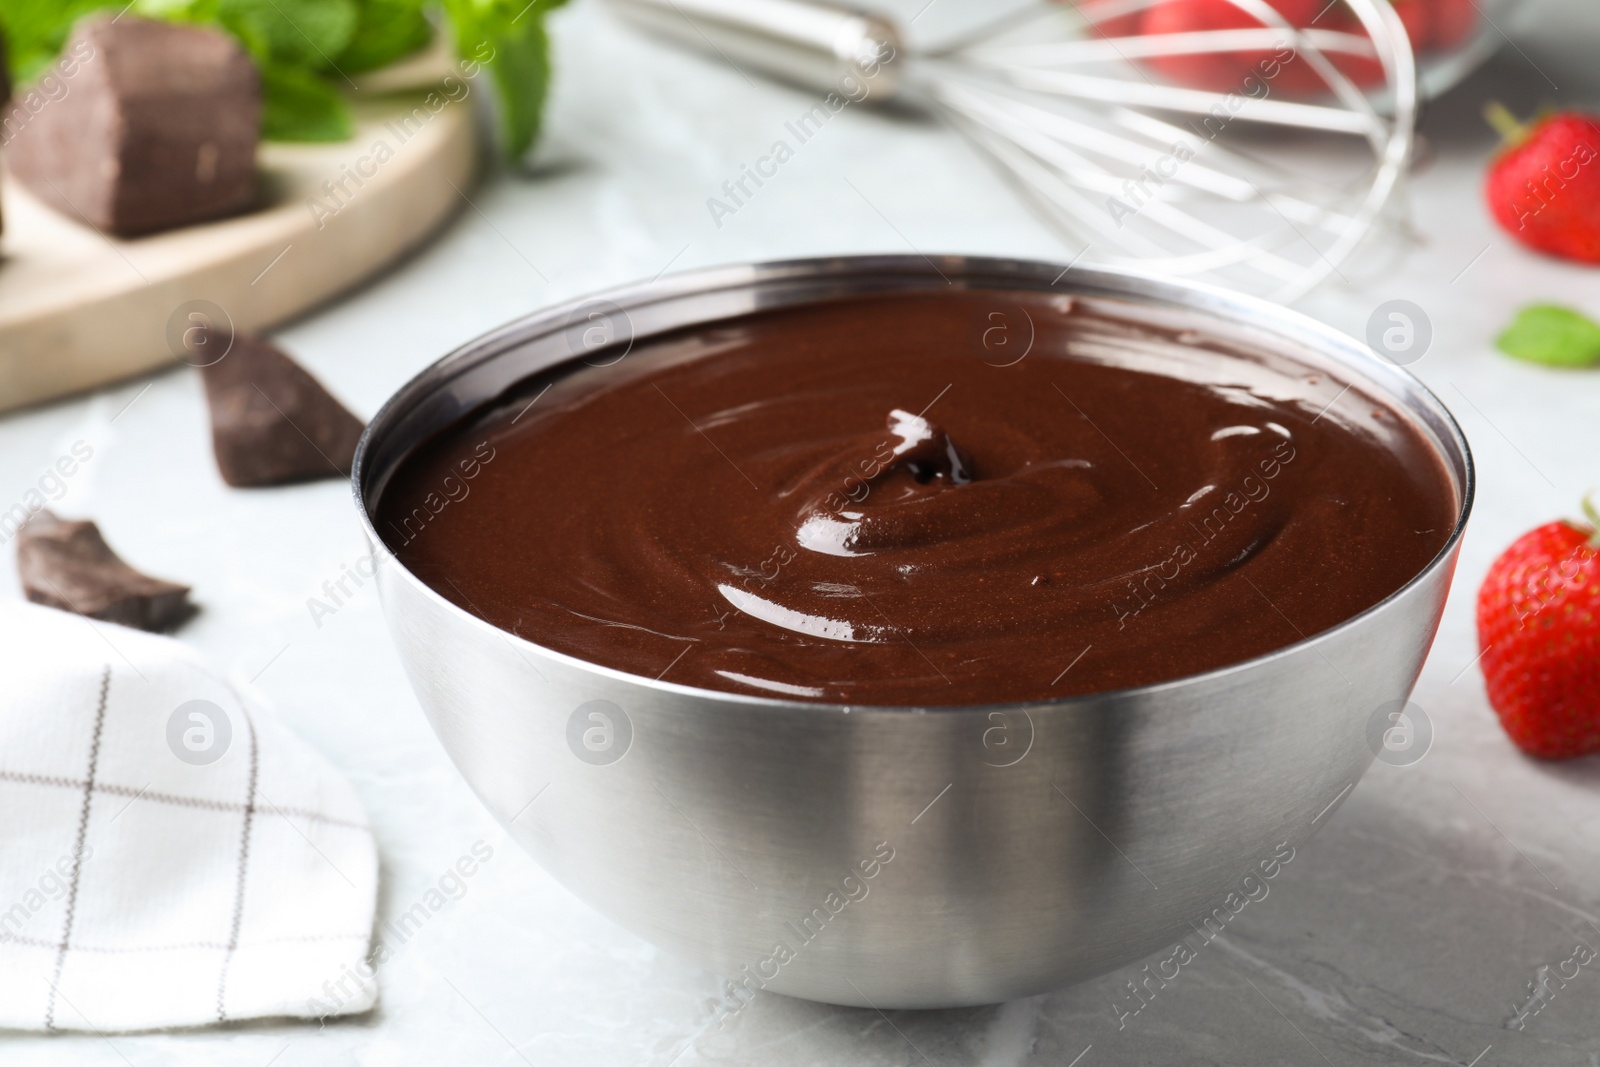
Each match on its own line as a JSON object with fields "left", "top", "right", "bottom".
{"left": 1319, "top": 0, "right": 1428, "bottom": 86}
{"left": 1426, "top": 0, "right": 1478, "bottom": 49}
{"left": 1139, "top": 0, "right": 1326, "bottom": 95}
{"left": 1483, "top": 105, "right": 1600, "bottom": 264}
{"left": 1333, "top": 0, "right": 1429, "bottom": 51}
{"left": 1476, "top": 501, "right": 1600, "bottom": 759}
{"left": 1394, "top": 0, "right": 1430, "bottom": 49}
{"left": 1068, "top": 0, "right": 1146, "bottom": 36}
{"left": 1137, "top": 0, "right": 1421, "bottom": 96}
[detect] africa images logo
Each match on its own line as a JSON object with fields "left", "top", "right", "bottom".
{"left": 566, "top": 700, "right": 632, "bottom": 766}
{"left": 165, "top": 699, "right": 232, "bottom": 766}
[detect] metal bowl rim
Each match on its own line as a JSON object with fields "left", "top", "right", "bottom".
{"left": 352, "top": 252, "right": 1475, "bottom": 716}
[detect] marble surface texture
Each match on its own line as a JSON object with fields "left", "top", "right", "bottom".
{"left": 1, "top": 0, "right": 1598, "bottom": 1062}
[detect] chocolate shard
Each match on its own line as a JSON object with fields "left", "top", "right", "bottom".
{"left": 17, "top": 511, "right": 195, "bottom": 632}
{"left": 200, "top": 333, "right": 366, "bottom": 487}
{"left": 6, "top": 14, "right": 259, "bottom": 237}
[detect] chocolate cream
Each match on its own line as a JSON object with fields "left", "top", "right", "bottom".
{"left": 376, "top": 290, "right": 1456, "bottom": 705}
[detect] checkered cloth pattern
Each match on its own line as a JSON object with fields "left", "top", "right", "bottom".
{"left": 0, "top": 600, "right": 377, "bottom": 1031}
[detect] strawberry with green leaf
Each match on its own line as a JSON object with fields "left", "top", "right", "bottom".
{"left": 1484, "top": 103, "right": 1600, "bottom": 265}
{"left": 1477, "top": 499, "right": 1600, "bottom": 759}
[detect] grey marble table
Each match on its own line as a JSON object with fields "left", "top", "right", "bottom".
{"left": 1, "top": 0, "right": 1597, "bottom": 1063}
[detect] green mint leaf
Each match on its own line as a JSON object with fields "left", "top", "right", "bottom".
{"left": 338, "top": 0, "right": 433, "bottom": 74}
{"left": 1496, "top": 304, "right": 1600, "bottom": 368}
{"left": 260, "top": 63, "right": 353, "bottom": 141}
{"left": 443, "top": 0, "right": 565, "bottom": 159}
{"left": 217, "top": 0, "right": 358, "bottom": 71}
{"left": 135, "top": 0, "right": 220, "bottom": 20}
{"left": 0, "top": 0, "right": 120, "bottom": 81}
{"left": 480, "top": 18, "right": 551, "bottom": 160}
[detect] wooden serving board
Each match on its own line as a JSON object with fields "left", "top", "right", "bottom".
{"left": 0, "top": 87, "right": 476, "bottom": 413}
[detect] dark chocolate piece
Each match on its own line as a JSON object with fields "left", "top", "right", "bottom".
{"left": 17, "top": 511, "right": 194, "bottom": 632}
{"left": 7, "top": 14, "right": 259, "bottom": 237}
{"left": 200, "top": 333, "right": 366, "bottom": 487}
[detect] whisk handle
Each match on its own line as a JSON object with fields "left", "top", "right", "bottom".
{"left": 606, "top": 0, "right": 903, "bottom": 100}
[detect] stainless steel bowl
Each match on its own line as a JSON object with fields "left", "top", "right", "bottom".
{"left": 353, "top": 255, "right": 1473, "bottom": 1009}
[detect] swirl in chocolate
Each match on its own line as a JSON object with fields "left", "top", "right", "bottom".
{"left": 377, "top": 290, "right": 1455, "bottom": 705}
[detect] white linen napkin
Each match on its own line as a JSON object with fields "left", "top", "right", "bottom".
{"left": 0, "top": 599, "right": 378, "bottom": 1032}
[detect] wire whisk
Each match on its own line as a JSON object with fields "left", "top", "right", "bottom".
{"left": 611, "top": 0, "right": 1417, "bottom": 302}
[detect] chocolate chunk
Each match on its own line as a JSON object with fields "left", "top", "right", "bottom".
{"left": 7, "top": 14, "right": 259, "bottom": 237}
{"left": 200, "top": 333, "right": 366, "bottom": 487}
{"left": 17, "top": 511, "right": 194, "bottom": 632}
